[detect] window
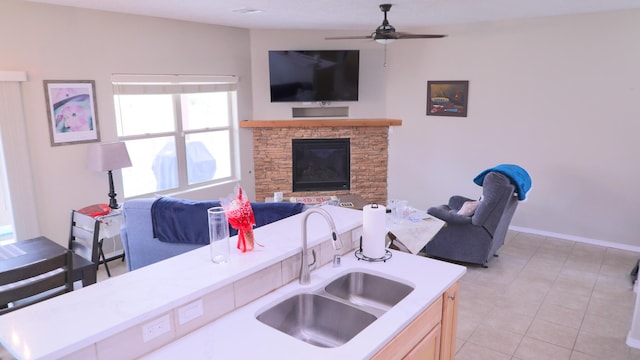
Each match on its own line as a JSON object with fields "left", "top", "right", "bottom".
{"left": 112, "top": 75, "right": 238, "bottom": 198}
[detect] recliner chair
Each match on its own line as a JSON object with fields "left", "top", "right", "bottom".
{"left": 423, "top": 171, "right": 519, "bottom": 267}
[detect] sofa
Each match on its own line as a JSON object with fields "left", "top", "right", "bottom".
{"left": 120, "top": 198, "right": 305, "bottom": 271}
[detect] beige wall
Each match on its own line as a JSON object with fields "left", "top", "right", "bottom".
{"left": 2, "top": 0, "right": 639, "bottom": 250}
{"left": 248, "top": 11, "right": 640, "bottom": 249}
{"left": 385, "top": 10, "right": 640, "bottom": 248}
{"left": 0, "top": 0, "right": 255, "bottom": 245}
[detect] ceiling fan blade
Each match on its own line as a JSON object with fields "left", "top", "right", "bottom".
{"left": 395, "top": 33, "right": 447, "bottom": 39}
{"left": 324, "top": 4, "right": 448, "bottom": 42}
{"left": 327, "top": 33, "right": 446, "bottom": 41}
{"left": 325, "top": 35, "right": 373, "bottom": 40}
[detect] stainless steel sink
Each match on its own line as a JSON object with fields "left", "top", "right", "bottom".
{"left": 256, "top": 271, "right": 414, "bottom": 348}
{"left": 324, "top": 272, "right": 414, "bottom": 313}
{"left": 256, "top": 293, "right": 377, "bottom": 348}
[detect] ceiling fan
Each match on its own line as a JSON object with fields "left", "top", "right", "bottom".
{"left": 325, "top": 4, "right": 446, "bottom": 43}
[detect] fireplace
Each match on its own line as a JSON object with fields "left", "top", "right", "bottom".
{"left": 292, "top": 138, "right": 350, "bottom": 192}
{"left": 242, "top": 119, "right": 399, "bottom": 203}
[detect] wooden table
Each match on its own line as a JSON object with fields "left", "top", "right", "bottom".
{"left": 0, "top": 236, "right": 96, "bottom": 287}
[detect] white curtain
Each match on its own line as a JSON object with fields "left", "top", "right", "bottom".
{"left": 0, "top": 71, "right": 40, "bottom": 240}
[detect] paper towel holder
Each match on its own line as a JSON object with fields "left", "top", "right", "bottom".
{"left": 355, "top": 235, "right": 393, "bottom": 262}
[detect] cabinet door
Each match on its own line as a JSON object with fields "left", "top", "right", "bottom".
{"left": 440, "top": 282, "right": 460, "bottom": 360}
{"left": 372, "top": 297, "right": 443, "bottom": 359}
{"left": 404, "top": 323, "right": 441, "bottom": 360}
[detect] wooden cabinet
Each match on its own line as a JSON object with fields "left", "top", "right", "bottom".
{"left": 372, "top": 281, "right": 460, "bottom": 360}
{"left": 373, "top": 297, "right": 442, "bottom": 360}
{"left": 440, "top": 282, "right": 460, "bottom": 360}
{"left": 405, "top": 323, "right": 441, "bottom": 359}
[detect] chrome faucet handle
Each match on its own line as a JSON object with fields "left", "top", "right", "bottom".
{"left": 333, "top": 254, "right": 341, "bottom": 267}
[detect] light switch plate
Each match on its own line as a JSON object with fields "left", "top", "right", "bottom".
{"left": 178, "top": 300, "right": 204, "bottom": 325}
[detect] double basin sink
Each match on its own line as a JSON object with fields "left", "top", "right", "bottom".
{"left": 256, "top": 271, "right": 415, "bottom": 348}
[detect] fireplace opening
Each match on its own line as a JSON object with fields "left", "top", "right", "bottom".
{"left": 292, "top": 138, "right": 350, "bottom": 192}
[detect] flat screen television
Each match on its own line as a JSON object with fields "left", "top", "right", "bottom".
{"left": 268, "top": 50, "right": 360, "bottom": 103}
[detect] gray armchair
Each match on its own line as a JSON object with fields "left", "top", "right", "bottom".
{"left": 423, "top": 171, "right": 519, "bottom": 267}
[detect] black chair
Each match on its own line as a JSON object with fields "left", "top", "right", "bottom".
{"left": 0, "top": 250, "right": 74, "bottom": 314}
{"left": 68, "top": 210, "right": 102, "bottom": 282}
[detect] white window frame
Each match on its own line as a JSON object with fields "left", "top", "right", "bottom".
{"left": 111, "top": 74, "right": 240, "bottom": 198}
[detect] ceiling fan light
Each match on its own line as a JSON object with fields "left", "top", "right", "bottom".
{"left": 375, "top": 38, "right": 396, "bottom": 45}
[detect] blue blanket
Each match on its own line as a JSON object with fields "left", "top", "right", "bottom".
{"left": 473, "top": 164, "right": 532, "bottom": 200}
{"left": 151, "top": 197, "right": 305, "bottom": 244}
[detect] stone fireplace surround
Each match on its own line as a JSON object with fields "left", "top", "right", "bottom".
{"left": 240, "top": 119, "right": 402, "bottom": 204}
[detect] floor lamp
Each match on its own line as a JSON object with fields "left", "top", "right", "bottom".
{"left": 87, "top": 142, "right": 132, "bottom": 209}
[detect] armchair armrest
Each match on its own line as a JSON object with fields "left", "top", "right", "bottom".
{"left": 448, "top": 195, "right": 475, "bottom": 211}
{"left": 427, "top": 205, "right": 474, "bottom": 225}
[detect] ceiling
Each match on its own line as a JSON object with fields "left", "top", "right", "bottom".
{"left": 24, "top": 0, "right": 640, "bottom": 30}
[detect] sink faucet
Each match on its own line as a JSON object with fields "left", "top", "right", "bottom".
{"left": 300, "top": 208, "right": 343, "bottom": 285}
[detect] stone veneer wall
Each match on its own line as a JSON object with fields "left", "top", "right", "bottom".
{"left": 252, "top": 126, "right": 389, "bottom": 204}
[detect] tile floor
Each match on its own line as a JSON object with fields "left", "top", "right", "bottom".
{"left": 2, "top": 233, "right": 640, "bottom": 360}
{"left": 455, "top": 231, "right": 640, "bottom": 360}
{"left": 96, "top": 256, "right": 129, "bottom": 282}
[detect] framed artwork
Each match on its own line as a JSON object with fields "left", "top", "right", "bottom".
{"left": 426, "top": 80, "right": 469, "bottom": 117}
{"left": 44, "top": 80, "right": 100, "bottom": 146}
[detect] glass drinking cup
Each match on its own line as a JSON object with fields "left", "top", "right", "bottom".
{"left": 208, "top": 207, "right": 230, "bottom": 264}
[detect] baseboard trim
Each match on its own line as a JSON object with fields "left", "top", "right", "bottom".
{"left": 627, "top": 333, "right": 640, "bottom": 349}
{"left": 509, "top": 226, "right": 640, "bottom": 253}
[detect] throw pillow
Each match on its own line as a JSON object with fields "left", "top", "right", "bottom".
{"left": 457, "top": 200, "right": 479, "bottom": 217}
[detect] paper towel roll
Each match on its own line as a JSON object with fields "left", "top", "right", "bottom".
{"left": 362, "top": 204, "right": 387, "bottom": 259}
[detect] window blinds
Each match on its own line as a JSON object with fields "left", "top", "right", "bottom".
{"left": 111, "top": 74, "right": 238, "bottom": 95}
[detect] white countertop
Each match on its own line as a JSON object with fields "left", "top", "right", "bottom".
{"left": 0, "top": 205, "right": 465, "bottom": 359}
{"left": 143, "top": 249, "right": 466, "bottom": 359}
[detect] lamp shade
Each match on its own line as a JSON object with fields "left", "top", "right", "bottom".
{"left": 87, "top": 142, "right": 132, "bottom": 172}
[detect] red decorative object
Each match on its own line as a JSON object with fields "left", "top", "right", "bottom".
{"left": 223, "top": 187, "right": 257, "bottom": 252}
{"left": 78, "top": 203, "right": 111, "bottom": 217}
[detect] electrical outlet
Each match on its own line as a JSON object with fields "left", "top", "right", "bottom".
{"left": 178, "top": 300, "right": 204, "bottom": 325}
{"left": 142, "top": 315, "right": 171, "bottom": 343}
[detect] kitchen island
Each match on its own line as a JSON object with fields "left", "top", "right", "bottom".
{"left": 0, "top": 205, "right": 465, "bottom": 359}
{"left": 144, "top": 249, "right": 465, "bottom": 359}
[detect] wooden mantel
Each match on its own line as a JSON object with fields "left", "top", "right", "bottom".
{"left": 239, "top": 118, "right": 402, "bottom": 128}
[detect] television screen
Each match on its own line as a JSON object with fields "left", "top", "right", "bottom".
{"left": 268, "top": 50, "right": 360, "bottom": 103}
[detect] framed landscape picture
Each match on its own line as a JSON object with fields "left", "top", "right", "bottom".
{"left": 44, "top": 80, "right": 100, "bottom": 146}
{"left": 426, "top": 80, "right": 469, "bottom": 117}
